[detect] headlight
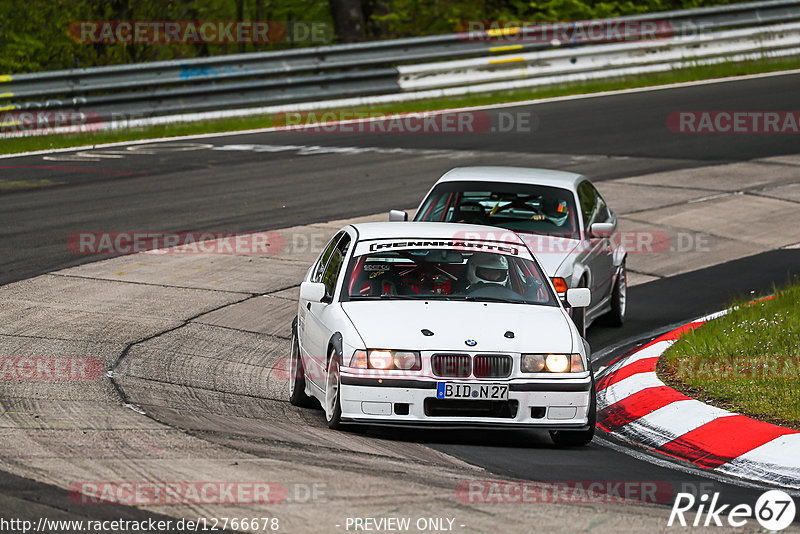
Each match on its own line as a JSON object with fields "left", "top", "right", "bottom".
{"left": 522, "top": 354, "right": 584, "bottom": 373}
{"left": 350, "top": 350, "right": 421, "bottom": 371}
{"left": 521, "top": 354, "right": 545, "bottom": 373}
{"left": 546, "top": 354, "right": 570, "bottom": 373}
{"left": 392, "top": 351, "right": 421, "bottom": 370}
{"left": 368, "top": 349, "right": 394, "bottom": 370}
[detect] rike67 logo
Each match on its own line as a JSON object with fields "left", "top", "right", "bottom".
{"left": 668, "top": 490, "right": 796, "bottom": 530}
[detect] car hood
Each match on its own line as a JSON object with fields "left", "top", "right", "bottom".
{"left": 518, "top": 234, "right": 581, "bottom": 276}
{"left": 341, "top": 300, "right": 574, "bottom": 353}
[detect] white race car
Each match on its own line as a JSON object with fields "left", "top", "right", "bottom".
{"left": 393, "top": 167, "right": 627, "bottom": 336}
{"left": 289, "top": 222, "right": 596, "bottom": 446}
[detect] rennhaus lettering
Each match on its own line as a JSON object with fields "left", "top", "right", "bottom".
{"left": 368, "top": 241, "right": 519, "bottom": 255}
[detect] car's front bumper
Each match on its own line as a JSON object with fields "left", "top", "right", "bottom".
{"left": 338, "top": 374, "right": 592, "bottom": 428}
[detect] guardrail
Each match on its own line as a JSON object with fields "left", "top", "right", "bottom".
{"left": 398, "top": 22, "right": 800, "bottom": 91}
{"left": 2, "top": 0, "right": 800, "bottom": 135}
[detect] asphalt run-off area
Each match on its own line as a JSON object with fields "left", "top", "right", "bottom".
{"left": 1, "top": 72, "right": 799, "bottom": 532}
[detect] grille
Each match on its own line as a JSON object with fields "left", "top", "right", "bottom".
{"left": 473, "top": 355, "right": 512, "bottom": 378}
{"left": 432, "top": 354, "right": 471, "bottom": 377}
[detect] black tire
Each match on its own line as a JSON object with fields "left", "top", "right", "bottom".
{"left": 324, "top": 350, "right": 343, "bottom": 429}
{"left": 571, "top": 306, "right": 586, "bottom": 339}
{"left": 569, "top": 277, "right": 588, "bottom": 338}
{"left": 288, "top": 332, "right": 315, "bottom": 408}
{"left": 604, "top": 262, "right": 627, "bottom": 327}
{"left": 550, "top": 380, "right": 596, "bottom": 447}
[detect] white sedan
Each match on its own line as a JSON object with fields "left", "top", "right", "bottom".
{"left": 394, "top": 166, "right": 627, "bottom": 336}
{"left": 289, "top": 222, "right": 596, "bottom": 446}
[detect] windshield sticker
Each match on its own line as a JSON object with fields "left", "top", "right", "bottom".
{"left": 362, "top": 240, "right": 525, "bottom": 257}
{"left": 363, "top": 264, "right": 391, "bottom": 271}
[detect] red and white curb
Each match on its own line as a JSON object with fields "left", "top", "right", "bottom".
{"left": 596, "top": 311, "right": 800, "bottom": 490}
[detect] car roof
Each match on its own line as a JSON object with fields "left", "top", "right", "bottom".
{"left": 435, "top": 166, "right": 585, "bottom": 189}
{"left": 350, "top": 221, "right": 526, "bottom": 245}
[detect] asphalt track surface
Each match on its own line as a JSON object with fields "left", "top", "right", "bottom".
{"left": 2, "top": 73, "right": 800, "bottom": 522}
{"left": 3, "top": 72, "right": 800, "bottom": 286}
{"left": 426, "top": 249, "right": 800, "bottom": 513}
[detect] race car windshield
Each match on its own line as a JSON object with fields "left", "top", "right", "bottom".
{"left": 343, "top": 248, "right": 558, "bottom": 306}
{"left": 414, "top": 181, "right": 579, "bottom": 239}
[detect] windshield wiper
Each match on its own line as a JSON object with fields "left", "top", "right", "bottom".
{"left": 349, "top": 294, "right": 428, "bottom": 301}
{"left": 460, "top": 295, "right": 527, "bottom": 304}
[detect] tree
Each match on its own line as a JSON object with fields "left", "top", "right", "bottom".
{"left": 329, "top": 0, "right": 365, "bottom": 43}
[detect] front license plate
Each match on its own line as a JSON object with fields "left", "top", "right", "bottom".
{"left": 436, "top": 382, "right": 509, "bottom": 400}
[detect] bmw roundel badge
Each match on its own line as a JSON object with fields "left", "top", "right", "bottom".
{"left": 465, "top": 339, "right": 477, "bottom": 347}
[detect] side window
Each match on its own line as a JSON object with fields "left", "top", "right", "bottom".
{"left": 578, "top": 181, "right": 611, "bottom": 227}
{"left": 577, "top": 181, "right": 596, "bottom": 228}
{"left": 321, "top": 234, "right": 351, "bottom": 296}
{"left": 417, "top": 191, "right": 454, "bottom": 222}
{"left": 594, "top": 190, "right": 610, "bottom": 224}
{"left": 433, "top": 193, "right": 454, "bottom": 222}
{"left": 312, "top": 233, "right": 343, "bottom": 283}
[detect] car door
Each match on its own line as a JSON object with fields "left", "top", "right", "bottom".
{"left": 590, "top": 187, "right": 615, "bottom": 300}
{"left": 576, "top": 181, "right": 613, "bottom": 310}
{"left": 303, "top": 232, "right": 352, "bottom": 386}
{"left": 300, "top": 232, "right": 342, "bottom": 385}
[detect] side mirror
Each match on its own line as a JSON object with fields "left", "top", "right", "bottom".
{"left": 589, "top": 221, "right": 616, "bottom": 238}
{"left": 300, "top": 281, "right": 327, "bottom": 303}
{"left": 389, "top": 210, "right": 409, "bottom": 222}
{"left": 566, "top": 288, "right": 591, "bottom": 308}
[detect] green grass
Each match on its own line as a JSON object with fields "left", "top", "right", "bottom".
{"left": 658, "top": 279, "right": 800, "bottom": 429}
{"left": 3, "top": 53, "right": 800, "bottom": 155}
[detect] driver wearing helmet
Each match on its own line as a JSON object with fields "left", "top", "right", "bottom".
{"left": 542, "top": 197, "right": 570, "bottom": 227}
{"left": 466, "top": 253, "right": 509, "bottom": 289}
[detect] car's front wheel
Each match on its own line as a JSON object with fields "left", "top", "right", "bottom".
{"left": 549, "top": 381, "right": 596, "bottom": 447}
{"left": 324, "top": 350, "right": 343, "bottom": 429}
{"left": 288, "top": 332, "right": 315, "bottom": 408}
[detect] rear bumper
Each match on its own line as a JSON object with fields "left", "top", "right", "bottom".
{"left": 339, "top": 374, "right": 592, "bottom": 428}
